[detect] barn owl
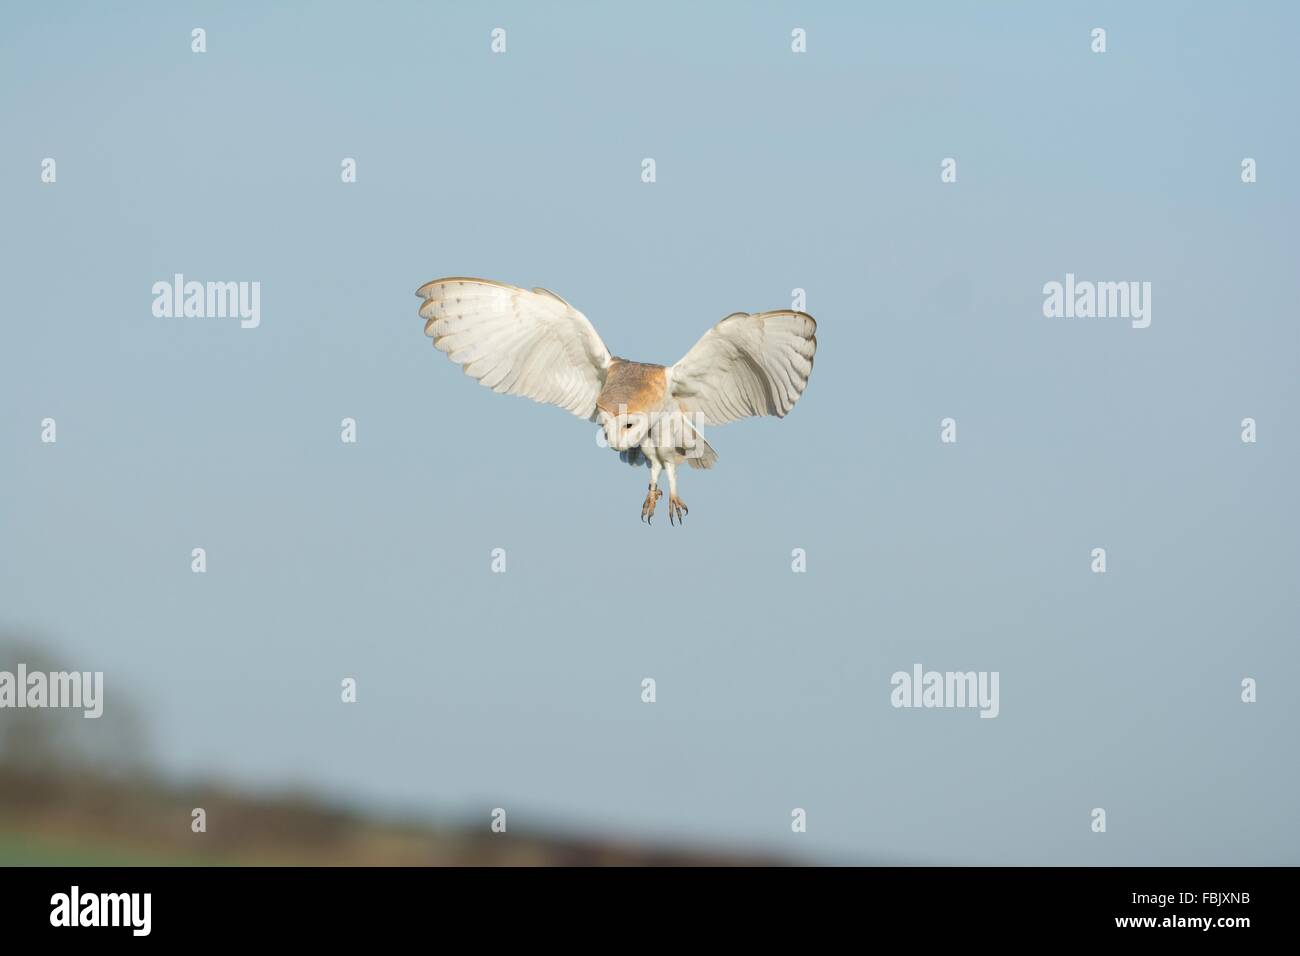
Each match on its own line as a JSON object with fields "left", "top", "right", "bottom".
{"left": 416, "top": 277, "right": 816, "bottom": 524}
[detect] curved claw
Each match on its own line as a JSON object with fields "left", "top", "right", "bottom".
{"left": 641, "top": 486, "right": 662, "bottom": 524}
{"left": 668, "top": 496, "right": 688, "bottom": 526}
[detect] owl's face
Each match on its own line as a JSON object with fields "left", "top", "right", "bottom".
{"left": 598, "top": 405, "right": 650, "bottom": 450}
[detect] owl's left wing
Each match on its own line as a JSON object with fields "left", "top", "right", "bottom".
{"left": 668, "top": 310, "right": 817, "bottom": 426}
{"left": 417, "top": 277, "right": 612, "bottom": 419}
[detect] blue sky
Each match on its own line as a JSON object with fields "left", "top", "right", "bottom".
{"left": 1, "top": 1, "right": 1297, "bottom": 863}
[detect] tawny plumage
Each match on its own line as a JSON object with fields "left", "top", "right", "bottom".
{"left": 416, "top": 277, "right": 816, "bottom": 524}
{"left": 596, "top": 361, "right": 668, "bottom": 418}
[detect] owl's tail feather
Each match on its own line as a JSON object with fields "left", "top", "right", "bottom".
{"left": 682, "top": 422, "right": 718, "bottom": 470}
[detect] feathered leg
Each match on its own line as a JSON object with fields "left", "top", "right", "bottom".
{"left": 665, "top": 460, "right": 688, "bottom": 526}
{"left": 641, "top": 455, "right": 663, "bottom": 524}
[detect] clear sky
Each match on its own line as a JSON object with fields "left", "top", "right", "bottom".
{"left": 2, "top": 1, "right": 1297, "bottom": 864}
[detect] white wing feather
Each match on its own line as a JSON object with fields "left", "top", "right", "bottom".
{"left": 669, "top": 310, "right": 817, "bottom": 425}
{"left": 417, "top": 277, "right": 613, "bottom": 419}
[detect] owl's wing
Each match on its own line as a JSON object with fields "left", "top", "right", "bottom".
{"left": 668, "top": 310, "right": 816, "bottom": 426}
{"left": 417, "top": 277, "right": 613, "bottom": 419}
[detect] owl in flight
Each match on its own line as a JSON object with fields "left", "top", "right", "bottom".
{"left": 416, "top": 277, "right": 817, "bottom": 525}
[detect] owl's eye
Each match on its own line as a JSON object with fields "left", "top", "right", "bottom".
{"left": 624, "top": 422, "right": 634, "bottom": 430}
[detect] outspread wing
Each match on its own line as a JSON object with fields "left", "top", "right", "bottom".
{"left": 668, "top": 310, "right": 816, "bottom": 426}
{"left": 417, "top": 277, "right": 613, "bottom": 419}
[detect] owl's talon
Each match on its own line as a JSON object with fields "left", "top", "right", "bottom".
{"left": 669, "top": 496, "right": 688, "bottom": 525}
{"left": 641, "top": 486, "right": 662, "bottom": 524}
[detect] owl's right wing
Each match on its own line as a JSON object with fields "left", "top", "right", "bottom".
{"left": 417, "top": 277, "right": 613, "bottom": 420}
{"left": 668, "top": 310, "right": 817, "bottom": 426}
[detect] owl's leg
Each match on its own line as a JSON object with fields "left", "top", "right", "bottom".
{"left": 641, "top": 456, "right": 663, "bottom": 524}
{"left": 665, "top": 460, "right": 688, "bottom": 526}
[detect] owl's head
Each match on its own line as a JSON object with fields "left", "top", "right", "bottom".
{"left": 597, "top": 403, "right": 650, "bottom": 451}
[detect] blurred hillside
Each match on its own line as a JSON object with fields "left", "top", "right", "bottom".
{"left": 0, "top": 765, "right": 784, "bottom": 865}
{"left": 0, "top": 637, "right": 782, "bottom": 865}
